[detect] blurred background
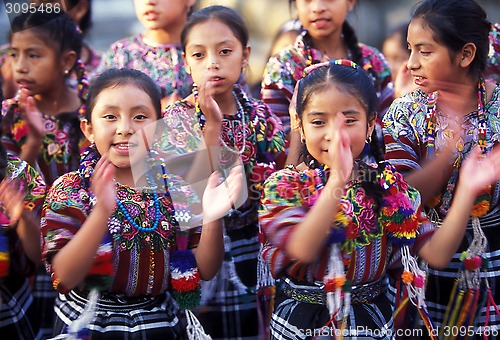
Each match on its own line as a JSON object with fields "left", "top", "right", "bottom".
{"left": 2, "top": 0, "right": 500, "bottom": 86}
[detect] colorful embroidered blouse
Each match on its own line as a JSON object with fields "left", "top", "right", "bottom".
{"left": 161, "top": 86, "right": 285, "bottom": 211}
{"left": 1, "top": 155, "right": 46, "bottom": 276}
{"left": 41, "top": 147, "right": 201, "bottom": 297}
{"left": 259, "top": 161, "right": 434, "bottom": 285}
{"left": 383, "top": 85, "right": 500, "bottom": 176}
{"left": 261, "top": 31, "right": 394, "bottom": 135}
{"left": 1, "top": 100, "right": 86, "bottom": 186}
{"left": 99, "top": 34, "right": 193, "bottom": 103}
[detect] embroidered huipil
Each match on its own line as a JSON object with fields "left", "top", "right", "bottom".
{"left": 487, "top": 23, "right": 500, "bottom": 84}
{"left": 259, "top": 162, "right": 434, "bottom": 285}
{"left": 161, "top": 85, "right": 285, "bottom": 205}
{"left": 1, "top": 155, "right": 46, "bottom": 277}
{"left": 99, "top": 34, "right": 193, "bottom": 104}
{"left": 41, "top": 149, "right": 201, "bottom": 297}
{"left": 161, "top": 85, "right": 284, "bottom": 339}
{"left": 261, "top": 31, "right": 394, "bottom": 136}
{"left": 1, "top": 101, "right": 86, "bottom": 186}
{"left": 382, "top": 85, "right": 500, "bottom": 327}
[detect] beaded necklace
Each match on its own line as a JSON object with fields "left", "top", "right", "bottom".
{"left": 425, "top": 79, "right": 499, "bottom": 335}
{"left": 193, "top": 85, "right": 248, "bottom": 156}
{"left": 115, "top": 174, "right": 161, "bottom": 233}
{"left": 426, "top": 78, "right": 491, "bottom": 216}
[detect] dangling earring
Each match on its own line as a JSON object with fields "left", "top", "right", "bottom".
{"left": 366, "top": 135, "right": 372, "bottom": 144}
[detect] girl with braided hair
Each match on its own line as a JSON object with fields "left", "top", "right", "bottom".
{"left": 1, "top": 11, "right": 89, "bottom": 338}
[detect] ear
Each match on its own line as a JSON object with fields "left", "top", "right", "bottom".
{"left": 242, "top": 45, "right": 251, "bottom": 69}
{"left": 459, "top": 42, "right": 477, "bottom": 68}
{"left": 187, "top": 0, "right": 196, "bottom": 8}
{"left": 68, "top": 0, "right": 89, "bottom": 26}
{"left": 366, "top": 114, "right": 375, "bottom": 140}
{"left": 80, "top": 119, "right": 94, "bottom": 143}
{"left": 62, "top": 50, "right": 78, "bottom": 74}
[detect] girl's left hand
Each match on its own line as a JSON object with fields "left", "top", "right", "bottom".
{"left": 459, "top": 145, "right": 500, "bottom": 195}
{"left": 18, "top": 89, "right": 44, "bottom": 140}
{"left": 327, "top": 112, "right": 353, "bottom": 184}
{"left": 202, "top": 165, "right": 246, "bottom": 223}
{"left": 0, "top": 179, "right": 25, "bottom": 227}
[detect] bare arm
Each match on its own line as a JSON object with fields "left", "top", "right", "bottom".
{"left": 51, "top": 156, "right": 116, "bottom": 289}
{"left": 418, "top": 146, "right": 500, "bottom": 268}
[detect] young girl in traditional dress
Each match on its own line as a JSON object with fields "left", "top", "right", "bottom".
{"left": 0, "top": 115, "right": 46, "bottom": 339}
{"left": 161, "top": 5, "right": 285, "bottom": 339}
{"left": 261, "top": 0, "right": 393, "bottom": 167}
{"left": 383, "top": 0, "right": 500, "bottom": 334}
{"left": 99, "top": 0, "right": 195, "bottom": 109}
{"left": 259, "top": 59, "right": 500, "bottom": 339}
{"left": 2, "top": 11, "right": 88, "bottom": 338}
{"left": 42, "top": 68, "right": 243, "bottom": 338}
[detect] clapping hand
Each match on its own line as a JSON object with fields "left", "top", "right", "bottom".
{"left": 327, "top": 112, "right": 354, "bottom": 184}
{"left": 18, "top": 89, "right": 44, "bottom": 140}
{"left": 0, "top": 179, "right": 24, "bottom": 227}
{"left": 202, "top": 165, "right": 246, "bottom": 223}
{"left": 459, "top": 145, "right": 500, "bottom": 196}
{"left": 91, "top": 154, "right": 117, "bottom": 216}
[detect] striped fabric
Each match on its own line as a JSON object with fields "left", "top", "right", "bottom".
{"left": 53, "top": 290, "right": 184, "bottom": 338}
{"left": 383, "top": 84, "right": 500, "bottom": 329}
{"left": 0, "top": 274, "right": 37, "bottom": 340}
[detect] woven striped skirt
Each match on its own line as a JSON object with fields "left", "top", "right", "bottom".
{"left": 271, "top": 277, "right": 394, "bottom": 340}
{"left": 0, "top": 274, "right": 37, "bottom": 340}
{"left": 52, "top": 289, "right": 184, "bottom": 339}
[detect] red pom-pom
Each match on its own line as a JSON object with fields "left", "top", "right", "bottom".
{"left": 413, "top": 274, "right": 425, "bottom": 288}
{"left": 171, "top": 271, "right": 201, "bottom": 292}
{"left": 464, "top": 256, "right": 482, "bottom": 271}
{"left": 324, "top": 277, "right": 335, "bottom": 292}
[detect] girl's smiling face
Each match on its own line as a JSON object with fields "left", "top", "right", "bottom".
{"left": 301, "top": 85, "right": 374, "bottom": 165}
{"left": 81, "top": 84, "right": 158, "bottom": 182}
{"left": 183, "top": 18, "right": 250, "bottom": 96}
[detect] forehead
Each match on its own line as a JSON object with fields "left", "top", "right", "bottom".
{"left": 11, "top": 29, "right": 53, "bottom": 48}
{"left": 408, "top": 18, "right": 436, "bottom": 42}
{"left": 185, "top": 18, "right": 241, "bottom": 46}
{"left": 304, "top": 85, "right": 366, "bottom": 113}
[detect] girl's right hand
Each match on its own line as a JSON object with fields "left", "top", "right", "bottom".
{"left": 197, "top": 80, "right": 223, "bottom": 126}
{"left": 327, "top": 112, "right": 353, "bottom": 184}
{"left": 18, "top": 89, "right": 44, "bottom": 140}
{"left": 91, "top": 154, "right": 117, "bottom": 215}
